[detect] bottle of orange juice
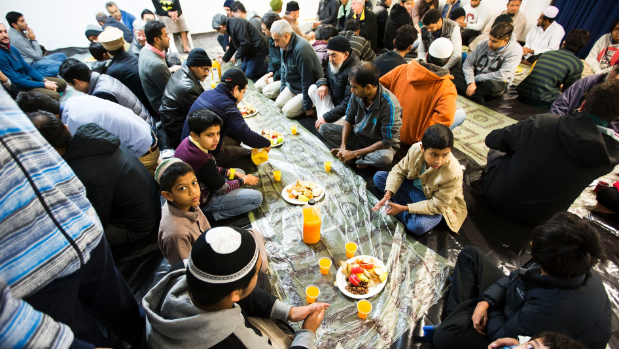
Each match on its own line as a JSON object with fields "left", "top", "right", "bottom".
{"left": 303, "top": 199, "right": 321, "bottom": 244}
{"left": 251, "top": 148, "right": 269, "bottom": 165}
{"left": 211, "top": 59, "right": 221, "bottom": 83}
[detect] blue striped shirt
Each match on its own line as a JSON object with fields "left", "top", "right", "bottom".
{"left": 0, "top": 88, "right": 103, "bottom": 348}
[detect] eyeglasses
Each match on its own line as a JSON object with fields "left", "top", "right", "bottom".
{"left": 613, "top": 27, "right": 619, "bottom": 33}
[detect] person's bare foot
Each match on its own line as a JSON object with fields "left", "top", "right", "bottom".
{"left": 356, "top": 164, "right": 368, "bottom": 169}
{"left": 330, "top": 148, "right": 339, "bottom": 157}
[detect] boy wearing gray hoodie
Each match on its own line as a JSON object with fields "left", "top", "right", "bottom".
{"left": 452, "top": 22, "right": 523, "bottom": 104}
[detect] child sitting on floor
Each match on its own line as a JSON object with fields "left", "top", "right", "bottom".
{"left": 372, "top": 124, "right": 467, "bottom": 235}
{"left": 174, "top": 109, "right": 263, "bottom": 221}
{"left": 155, "top": 158, "right": 269, "bottom": 270}
{"left": 143, "top": 227, "right": 330, "bottom": 348}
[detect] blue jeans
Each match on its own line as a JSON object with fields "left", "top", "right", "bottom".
{"left": 204, "top": 188, "right": 263, "bottom": 221}
{"left": 241, "top": 54, "right": 268, "bottom": 81}
{"left": 31, "top": 52, "right": 67, "bottom": 77}
{"left": 374, "top": 171, "right": 442, "bottom": 235}
{"left": 450, "top": 107, "right": 467, "bottom": 130}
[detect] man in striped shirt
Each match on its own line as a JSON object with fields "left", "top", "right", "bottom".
{"left": 0, "top": 88, "right": 144, "bottom": 348}
{"left": 517, "top": 29, "right": 590, "bottom": 108}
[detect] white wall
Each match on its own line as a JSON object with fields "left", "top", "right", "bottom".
{"left": 0, "top": 0, "right": 550, "bottom": 50}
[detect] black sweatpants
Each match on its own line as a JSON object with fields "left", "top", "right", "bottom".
{"left": 451, "top": 67, "right": 509, "bottom": 104}
{"left": 24, "top": 236, "right": 145, "bottom": 348}
{"left": 433, "top": 246, "right": 506, "bottom": 349}
{"left": 214, "top": 136, "right": 255, "bottom": 171}
{"left": 461, "top": 29, "right": 481, "bottom": 46}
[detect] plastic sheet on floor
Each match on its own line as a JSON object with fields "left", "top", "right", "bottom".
{"left": 240, "top": 88, "right": 452, "bottom": 348}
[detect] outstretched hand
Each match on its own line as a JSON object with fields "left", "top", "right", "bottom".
{"left": 288, "top": 302, "right": 330, "bottom": 322}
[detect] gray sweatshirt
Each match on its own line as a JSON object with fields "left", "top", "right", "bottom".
{"left": 143, "top": 270, "right": 315, "bottom": 349}
{"left": 463, "top": 33, "right": 523, "bottom": 86}
{"left": 8, "top": 28, "right": 42, "bottom": 65}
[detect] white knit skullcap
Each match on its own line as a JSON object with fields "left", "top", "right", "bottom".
{"left": 205, "top": 227, "right": 242, "bottom": 254}
{"left": 543, "top": 6, "right": 559, "bottom": 19}
{"left": 429, "top": 37, "right": 454, "bottom": 59}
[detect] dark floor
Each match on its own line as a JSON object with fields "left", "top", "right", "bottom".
{"left": 66, "top": 33, "right": 618, "bottom": 349}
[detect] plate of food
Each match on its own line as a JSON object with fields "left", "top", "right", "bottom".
{"left": 261, "top": 130, "right": 284, "bottom": 147}
{"left": 239, "top": 105, "right": 258, "bottom": 118}
{"left": 515, "top": 66, "right": 524, "bottom": 75}
{"left": 337, "top": 256, "right": 389, "bottom": 299}
{"left": 282, "top": 180, "right": 325, "bottom": 204}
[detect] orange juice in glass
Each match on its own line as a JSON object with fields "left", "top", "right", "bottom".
{"left": 345, "top": 242, "right": 358, "bottom": 259}
{"left": 291, "top": 125, "right": 298, "bottom": 135}
{"left": 273, "top": 170, "right": 281, "bottom": 181}
{"left": 303, "top": 199, "right": 321, "bottom": 244}
{"left": 319, "top": 257, "right": 331, "bottom": 275}
{"left": 357, "top": 300, "right": 372, "bottom": 319}
{"left": 306, "top": 285, "right": 320, "bottom": 304}
{"left": 324, "top": 161, "right": 332, "bottom": 172}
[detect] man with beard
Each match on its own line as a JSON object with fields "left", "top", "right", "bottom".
{"left": 310, "top": 36, "right": 360, "bottom": 130}
{"left": 320, "top": 62, "right": 402, "bottom": 169}
{"left": 469, "top": 0, "right": 527, "bottom": 50}
{"left": 521, "top": 6, "right": 564, "bottom": 65}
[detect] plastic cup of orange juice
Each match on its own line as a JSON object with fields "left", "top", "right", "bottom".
{"left": 291, "top": 125, "right": 298, "bottom": 135}
{"left": 357, "top": 300, "right": 372, "bottom": 319}
{"left": 273, "top": 170, "right": 281, "bottom": 181}
{"left": 324, "top": 161, "right": 332, "bottom": 172}
{"left": 345, "top": 242, "right": 358, "bottom": 259}
{"left": 319, "top": 257, "right": 331, "bottom": 275}
{"left": 306, "top": 285, "right": 320, "bottom": 304}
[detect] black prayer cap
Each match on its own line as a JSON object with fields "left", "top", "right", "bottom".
{"left": 286, "top": 1, "right": 300, "bottom": 12}
{"left": 327, "top": 35, "right": 352, "bottom": 53}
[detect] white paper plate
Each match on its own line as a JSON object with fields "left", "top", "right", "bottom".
{"left": 281, "top": 182, "right": 325, "bottom": 205}
{"left": 262, "top": 130, "right": 284, "bottom": 148}
{"left": 240, "top": 106, "right": 258, "bottom": 118}
{"left": 336, "top": 255, "right": 388, "bottom": 299}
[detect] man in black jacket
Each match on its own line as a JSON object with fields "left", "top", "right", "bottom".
{"left": 310, "top": 36, "right": 359, "bottom": 130}
{"left": 160, "top": 48, "right": 209, "bottom": 148}
{"left": 375, "top": 24, "right": 417, "bottom": 77}
{"left": 212, "top": 13, "right": 269, "bottom": 80}
{"left": 432, "top": 212, "right": 612, "bottom": 349}
{"left": 271, "top": 19, "right": 324, "bottom": 118}
{"left": 255, "top": 12, "right": 282, "bottom": 100}
{"left": 373, "top": 0, "right": 391, "bottom": 48}
{"left": 384, "top": 0, "right": 414, "bottom": 51}
{"left": 484, "top": 80, "right": 619, "bottom": 225}
{"left": 314, "top": 0, "right": 340, "bottom": 28}
{"left": 348, "top": 0, "right": 378, "bottom": 50}
{"left": 27, "top": 113, "right": 161, "bottom": 247}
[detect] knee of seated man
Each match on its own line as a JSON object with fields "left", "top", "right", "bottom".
{"left": 283, "top": 105, "right": 303, "bottom": 118}
{"left": 308, "top": 84, "right": 318, "bottom": 94}
{"left": 432, "top": 324, "right": 456, "bottom": 349}
{"left": 372, "top": 171, "right": 388, "bottom": 188}
{"left": 374, "top": 153, "right": 393, "bottom": 168}
{"left": 250, "top": 190, "right": 264, "bottom": 205}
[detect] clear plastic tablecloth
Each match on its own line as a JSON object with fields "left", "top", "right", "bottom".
{"left": 241, "top": 87, "right": 453, "bottom": 349}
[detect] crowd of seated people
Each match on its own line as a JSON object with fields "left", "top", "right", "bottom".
{"left": 1, "top": 1, "right": 618, "bottom": 348}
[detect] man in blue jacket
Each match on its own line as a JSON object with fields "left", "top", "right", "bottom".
{"left": 0, "top": 23, "right": 66, "bottom": 100}
{"left": 181, "top": 68, "right": 271, "bottom": 170}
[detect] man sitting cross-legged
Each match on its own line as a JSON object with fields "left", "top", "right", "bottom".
{"left": 271, "top": 19, "right": 324, "bottom": 118}
{"left": 319, "top": 62, "right": 402, "bottom": 169}
{"left": 372, "top": 124, "right": 467, "bottom": 235}
{"left": 417, "top": 9, "right": 462, "bottom": 70}
{"left": 310, "top": 36, "right": 360, "bottom": 130}
{"left": 484, "top": 80, "right": 619, "bottom": 226}
{"left": 143, "top": 226, "right": 330, "bottom": 348}
{"left": 255, "top": 11, "right": 283, "bottom": 100}
{"left": 59, "top": 57, "right": 154, "bottom": 127}
{"left": 181, "top": 68, "right": 272, "bottom": 171}
{"left": 27, "top": 112, "right": 161, "bottom": 247}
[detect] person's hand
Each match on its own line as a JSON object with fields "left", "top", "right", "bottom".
{"left": 488, "top": 338, "right": 519, "bottom": 349}
{"left": 266, "top": 76, "right": 274, "bottom": 84}
{"left": 169, "top": 65, "right": 181, "bottom": 73}
{"left": 242, "top": 174, "right": 259, "bottom": 186}
{"left": 309, "top": 32, "right": 316, "bottom": 40}
{"left": 384, "top": 202, "right": 407, "bottom": 216}
{"left": 472, "top": 300, "right": 489, "bottom": 335}
{"left": 265, "top": 145, "right": 272, "bottom": 153}
{"left": 522, "top": 47, "right": 533, "bottom": 55}
{"left": 315, "top": 117, "right": 326, "bottom": 131}
{"left": 337, "top": 149, "right": 358, "bottom": 162}
{"left": 0, "top": 70, "right": 8, "bottom": 84}
{"left": 230, "top": 55, "right": 236, "bottom": 64}
{"left": 44, "top": 80, "right": 57, "bottom": 91}
{"left": 466, "top": 82, "right": 477, "bottom": 97}
{"left": 317, "top": 85, "right": 329, "bottom": 101}
{"left": 457, "top": 19, "right": 467, "bottom": 28}
{"left": 301, "top": 303, "right": 328, "bottom": 333}
{"left": 168, "top": 11, "right": 175, "bottom": 19}
{"left": 372, "top": 192, "right": 392, "bottom": 211}
{"left": 288, "top": 303, "right": 331, "bottom": 322}
{"left": 26, "top": 27, "right": 36, "bottom": 40}
{"left": 305, "top": 109, "right": 315, "bottom": 117}
{"left": 312, "top": 21, "right": 321, "bottom": 29}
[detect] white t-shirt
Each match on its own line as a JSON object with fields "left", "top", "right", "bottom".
{"left": 463, "top": 2, "right": 489, "bottom": 31}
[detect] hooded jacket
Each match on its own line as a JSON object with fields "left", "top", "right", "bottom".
{"left": 345, "top": 84, "right": 402, "bottom": 149}
{"left": 463, "top": 33, "right": 523, "bottom": 86}
{"left": 160, "top": 64, "right": 204, "bottom": 148}
{"left": 481, "top": 264, "right": 611, "bottom": 348}
{"left": 383, "top": 3, "right": 413, "bottom": 51}
{"left": 346, "top": 7, "right": 378, "bottom": 50}
{"left": 418, "top": 18, "right": 462, "bottom": 70}
{"left": 89, "top": 71, "right": 153, "bottom": 127}
{"left": 315, "top": 52, "right": 360, "bottom": 122}
{"left": 484, "top": 112, "right": 619, "bottom": 225}
{"left": 380, "top": 60, "right": 457, "bottom": 145}
{"left": 63, "top": 123, "right": 161, "bottom": 235}
{"left": 280, "top": 33, "right": 325, "bottom": 111}
{"left": 143, "top": 270, "right": 315, "bottom": 349}
{"left": 222, "top": 17, "right": 269, "bottom": 63}
{"left": 585, "top": 33, "right": 619, "bottom": 74}
{"left": 385, "top": 142, "right": 467, "bottom": 232}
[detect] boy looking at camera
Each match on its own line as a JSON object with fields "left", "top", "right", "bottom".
{"left": 372, "top": 124, "right": 467, "bottom": 235}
